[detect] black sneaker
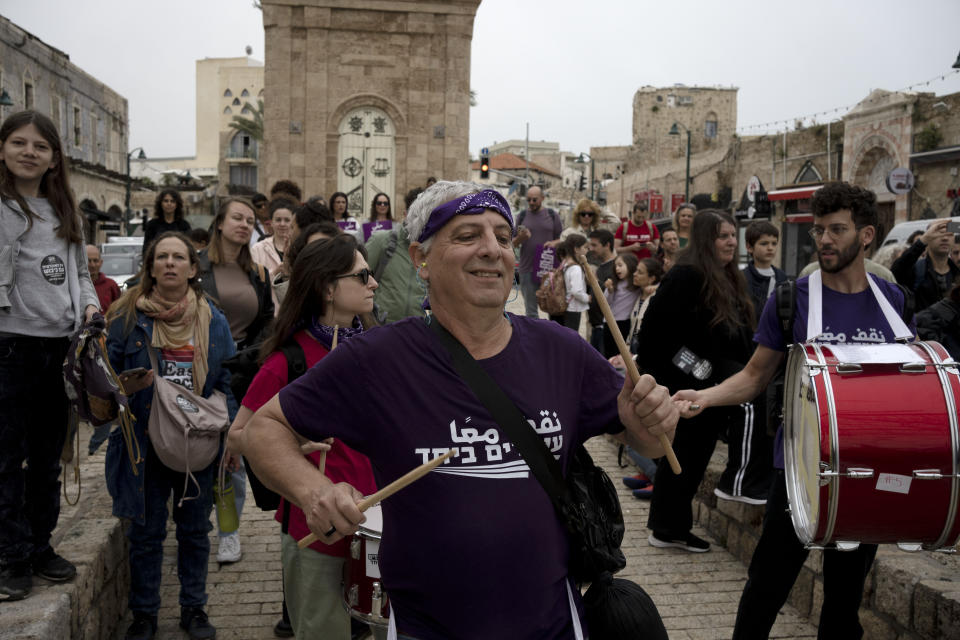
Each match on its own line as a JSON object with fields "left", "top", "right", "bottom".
{"left": 180, "top": 606, "right": 216, "bottom": 640}
{"left": 30, "top": 549, "right": 76, "bottom": 582}
{"left": 273, "top": 617, "right": 294, "bottom": 638}
{"left": 0, "top": 561, "right": 32, "bottom": 601}
{"left": 125, "top": 613, "right": 157, "bottom": 640}
{"left": 648, "top": 530, "right": 711, "bottom": 553}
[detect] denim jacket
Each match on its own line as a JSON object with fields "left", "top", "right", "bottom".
{"left": 104, "top": 303, "right": 237, "bottom": 524}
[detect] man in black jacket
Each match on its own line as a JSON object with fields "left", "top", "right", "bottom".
{"left": 891, "top": 219, "right": 960, "bottom": 312}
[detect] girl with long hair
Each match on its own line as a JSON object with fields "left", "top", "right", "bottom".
{"left": 197, "top": 196, "right": 274, "bottom": 563}
{"left": 602, "top": 252, "right": 642, "bottom": 357}
{"left": 227, "top": 234, "right": 378, "bottom": 640}
{"left": 552, "top": 233, "right": 590, "bottom": 331}
{"left": 369, "top": 192, "right": 392, "bottom": 222}
{"left": 143, "top": 189, "right": 191, "bottom": 251}
{"left": 638, "top": 210, "right": 755, "bottom": 553}
{"left": 105, "top": 231, "right": 235, "bottom": 639}
{"left": 0, "top": 110, "right": 99, "bottom": 601}
{"left": 628, "top": 257, "right": 664, "bottom": 351}
{"left": 250, "top": 198, "right": 296, "bottom": 313}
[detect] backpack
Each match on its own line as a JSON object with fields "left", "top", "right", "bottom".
{"left": 536, "top": 264, "right": 568, "bottom": 315}
{"left": 242, "top": 340, "right": 308, "bottom": 511}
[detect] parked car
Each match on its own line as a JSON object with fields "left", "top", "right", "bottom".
{"left": 99, "top": 254, "right": 140, "bottom": 291}
{"left": 881, "top": 217, "right": 960, "bottom": 247}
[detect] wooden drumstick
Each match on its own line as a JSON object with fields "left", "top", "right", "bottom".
{"left": 298, "top": 448, "right": 458, "bottom": 548}
{"left": 578, "top": 254, "right": 682, "bottom": 475}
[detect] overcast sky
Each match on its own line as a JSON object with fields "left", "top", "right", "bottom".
{"left": 4, "top": 0, "right": 960, "bottom": 160}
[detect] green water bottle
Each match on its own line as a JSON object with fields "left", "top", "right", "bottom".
{"left": 215, "top": 476, "right": 239, "bottom": 534}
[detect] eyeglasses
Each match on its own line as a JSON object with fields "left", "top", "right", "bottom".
{"left": 335, "top": 268, "right": 372, "bottom": 285}
{"left": 580, "top": 212, "right": 595, "bottom": 217}
{"left": 375, "top": 200, "right": 389, "bottom": 206}
{"left": 808, "top": 224, "right": 861, "bottom": 240}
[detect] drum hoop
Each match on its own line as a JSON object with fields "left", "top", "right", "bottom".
{"left": 812, "top": 343, "right": 841, "bottom": 545}
{"left": 915, "top": 341, "right": 960, "bottom": 549}
{"left": 783, "top": 344, "right": 818, "bottom": 545}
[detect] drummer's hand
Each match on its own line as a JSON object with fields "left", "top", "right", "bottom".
{"left": 303, "top": 481, "right": 365, "bottom": 543}
{"left": 618, "top": 373, "right": 677, "bottom": 448}
{"left": 673, "top": 389, "right": 706, "bottom": 418}
{"left": 301, "top": 437, "right": 333, "bottom": 455}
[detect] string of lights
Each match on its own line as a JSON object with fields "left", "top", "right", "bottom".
{"left": 736, "top": 69, "right": 960, "bottom": 135}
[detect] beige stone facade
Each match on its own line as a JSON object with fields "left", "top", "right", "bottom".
{"left": 261, "top": 0, "right": 481, "bottom": 215}
{"left": 0, "top": 15, "right": 131, "bottom": 242}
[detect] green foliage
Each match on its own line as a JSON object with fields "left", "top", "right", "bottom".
{"left": 915, "top": 123, "right": 943, "bottom": 152}
{"left": 651, "top": 105, "right": 659, "bottom": 113}
{"left": 228, "top": 99, "right": 264, "bottom": 142}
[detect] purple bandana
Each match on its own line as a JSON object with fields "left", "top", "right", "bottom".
{"left": 417, "top": 189, "right": 514, "bottom": 242}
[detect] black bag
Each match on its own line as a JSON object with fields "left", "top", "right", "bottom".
{"left": 428, "top": 319, "right": 626, "bottom": 584}
{"left": 234, "top": 341, "right": 307, "bottom": 511}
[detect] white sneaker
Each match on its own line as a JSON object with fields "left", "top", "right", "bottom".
{"left": 217, "top": 531, "right": 242, "bottom": 563}
{"left": 714, "top": 487, "right": 767, "bottom": 505}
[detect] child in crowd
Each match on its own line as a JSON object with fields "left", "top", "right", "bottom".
{"left": 602, "top": 254, "right": 641, "bottom": 358}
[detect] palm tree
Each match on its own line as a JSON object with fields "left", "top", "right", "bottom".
{"left": 229, "top": 99, "right": 264, "bottom": 142}
{"left": 470, "top": 90, "right": 478, "bottom": 107}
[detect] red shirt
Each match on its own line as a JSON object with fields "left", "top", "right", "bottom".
{"left": 615, "top": 219, "right": 660, "bottom": 259}
{"left": 92, "top": 272, "right": 121, "bottom": 312}
{"left": 242, "top": 330, "right": 377, "bottom": 556}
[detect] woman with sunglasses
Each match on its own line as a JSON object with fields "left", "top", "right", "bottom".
{"left": 369, "top": 193, "right": 392, "bottom": 223}
{"left": 226, "top": 234, "right": 377, "bottom": 640}
{"left": 561, "top": 198, "right": 601, "bottom": 241}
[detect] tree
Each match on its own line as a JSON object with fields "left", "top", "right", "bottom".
{"left": 470, "top": 89, "right": 478, "bottom": 107}
{"left": 229, "top": 99, "right": 264, "bottom": 142}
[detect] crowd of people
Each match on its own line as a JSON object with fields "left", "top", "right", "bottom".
{"left": 3, "top": 106, "right": 958, "bottom": 640}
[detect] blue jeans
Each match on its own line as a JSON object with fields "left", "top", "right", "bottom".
{"left": 0, "top": 335, "right": 70, "bottom": 565}
{"left": 127, "top": 442, "right": 215, "bottom": 615}
{"left": 518, "top": 271, "right": 540, "bottom": 318}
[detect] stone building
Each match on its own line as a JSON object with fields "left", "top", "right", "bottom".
{"left": 261, "top": 0, "right": 481, "bottom": 215}
{"left": 631, "top": 84, "right": 738, "bottom": 161}
{"left": 0, "top": 15, "right": 130, "bottom": 241}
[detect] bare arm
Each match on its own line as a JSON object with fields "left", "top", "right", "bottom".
{"left": 673, "top": 345, "right": 784, "bottom": 418}
{"left": 242, "top": 395, "right": 363, "bottom": 541}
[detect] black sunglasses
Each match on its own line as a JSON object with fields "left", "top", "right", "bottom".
{"left": 580, "top": 211, "right": 595, "bottom": 217}
{"left": 375, "top": 200, "right": 389, "bottom": 206}
{"left": 335, "top": 268, "right": 372, "bottom": 285}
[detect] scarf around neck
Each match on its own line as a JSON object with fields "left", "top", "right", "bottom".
{"left": 135, "top": 288, "right": 212, "bottom": 392}
{"left": 305, "top": 316, "right": 364, "bottom": 351}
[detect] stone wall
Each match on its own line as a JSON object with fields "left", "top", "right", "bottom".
{"left": 910, "top": 92, "right": 960, "bottom": 219}
{"left": 261, "top": 0, "right": 481, "bottom": 212}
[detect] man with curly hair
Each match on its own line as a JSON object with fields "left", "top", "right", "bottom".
{"left": 674, "top": 181, "right": 915, "bottom": 639}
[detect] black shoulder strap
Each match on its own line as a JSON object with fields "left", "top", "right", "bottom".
{"left": 427, "top": 319, "right": 571, "bottom": 513}
{"left": 373, "top": 230, "right": 399, "bottom": 285}
{"left": 517, "top": 210, "right": 526, "bottom": 228}
{"left": 775, "top": 279, "right": 796, "bottom": 343}
{"left": 280, "top": 340, "right": 307, "bottom": 382}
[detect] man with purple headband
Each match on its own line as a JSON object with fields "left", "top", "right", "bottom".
{"left": 239, "top": 181, "right": 677, "bottom": 640}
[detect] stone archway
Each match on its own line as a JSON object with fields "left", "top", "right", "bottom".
{"left": 851, "top": 143, "right": 898, "bottom": 243}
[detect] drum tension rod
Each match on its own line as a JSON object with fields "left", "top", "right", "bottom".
{"left": 835, "top": 363, "right": 863, "bottom": 374}
{"left": 913, "top": 469, "right": 960, "bottom": 479}
{"left": 818, "top": 462, "right": 874, "bottom": 480}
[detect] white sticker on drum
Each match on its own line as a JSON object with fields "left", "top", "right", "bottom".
{"left": 365, "top": 539, "right": 381, "bottom": 579}
{"left": 876, "top": 473, "right": 912, "bottom": 495}
{"left": 828, "top": 344, "right": 919, "bottom": 364}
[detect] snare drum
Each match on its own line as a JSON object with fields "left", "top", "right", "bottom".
{"left": 343, "top": 504, "right": 389, "bottom": 626}
{"left": 784, "top": 341, "right": 960, "bottom": 551}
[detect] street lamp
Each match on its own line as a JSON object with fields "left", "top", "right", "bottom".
{"left": 669, "top": 122, "right": 691, "bottom": 202}
{"left": 125, "top": 147, "right": 146, "bottom": 235}
{"left": 577, "top": 152, "right": 595, "bottom": 201}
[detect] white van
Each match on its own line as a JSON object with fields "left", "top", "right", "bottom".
{"left": 881, "top": 217, "right": 960, "bottom": 247}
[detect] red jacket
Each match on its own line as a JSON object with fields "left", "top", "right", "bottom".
{"left": 92, "top": 272, "right": 121, "bottom": 312}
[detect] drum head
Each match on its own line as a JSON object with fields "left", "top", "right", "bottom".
{"left": 359, "top": 503, "right": 383, "bottom": 539}
{"left": 783, "top": 345, "right": 822, "bottom": 544}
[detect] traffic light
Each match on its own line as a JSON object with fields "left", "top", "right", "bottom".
{"left": 579, "top": 174, "right": 586, "bottom": 191}
{"left": 480, "top": 154, "right": 490, "bottom": 179}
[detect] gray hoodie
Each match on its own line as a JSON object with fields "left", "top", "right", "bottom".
{"left": 0, "top": 197, "right": 99, "bottom": 336}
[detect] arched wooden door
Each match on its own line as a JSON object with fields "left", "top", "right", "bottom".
{"left": 337, "top": 107, "right": 396, "bottom": 217}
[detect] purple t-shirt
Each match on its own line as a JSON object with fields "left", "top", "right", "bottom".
{"left": 754, "top": 273, "right": 914, "bottom": 468}
{"left": 518, "top": 208, "right": 562, "bottom": 274}
{"left": 278, "top": 315, "right": 624, "bottom": 640}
